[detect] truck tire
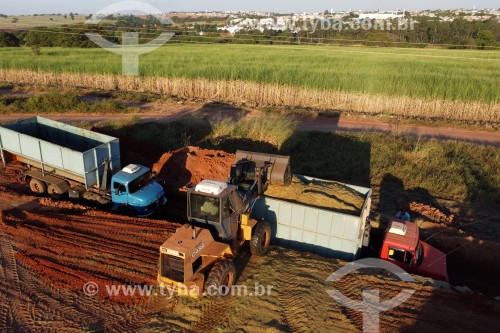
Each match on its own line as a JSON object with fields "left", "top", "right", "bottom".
{"left": 118, "top": 206, "right": 135, "bottom": 217}
{"left": 47, "top": 184, "right": 66, "bottom": 201}
{"left": 29, "top": 178, "right": 47, "bottom": 195}
{"left": 250, "top": 220, "right": 271, "bottom": 256}
{"left": 205, "top": 260, "right": 236, "bottom": 297}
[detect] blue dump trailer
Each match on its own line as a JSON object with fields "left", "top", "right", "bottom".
{"left": 0, "top": 117, "right": 166, "bottom": 217}
{"left": 253, "top": 175, "right": 372, "bottom": 261}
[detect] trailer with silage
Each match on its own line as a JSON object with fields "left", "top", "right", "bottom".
{"left": 252, "top": 175, "right": 372, "bottom": 261}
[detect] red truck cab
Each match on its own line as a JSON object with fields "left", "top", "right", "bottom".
{"left": 380, "top": 218, "right": 449, "bottom": 282}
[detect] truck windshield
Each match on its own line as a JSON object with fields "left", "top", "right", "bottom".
{"left": 191, "top": 194, "right": 220, "bottom": 221}
{"left": 128, "top": 172, "right": 152, "bottom": 194}
{"left": 415, "top": 242, "right": 424, "bottom": 266}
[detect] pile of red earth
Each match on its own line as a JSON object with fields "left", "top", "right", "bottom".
{"left": 152, "top": 146, "right": 235, "bottom": 191}
{"left": 410, "top": 201, "right": 455, "bottom": 224}
{"left": 1, "top": 164, "right": 24, "bottom": 181}
{"left": 1, "top": 208, "right": 178, "bottom": 305}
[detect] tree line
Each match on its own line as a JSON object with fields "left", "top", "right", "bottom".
{"left": 300, "top": 16, "right": 500, "bottom": 48}
{"left": 0, "top": 16, "right": 498, "bottom": 49}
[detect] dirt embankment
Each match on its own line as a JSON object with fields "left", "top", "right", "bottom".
{"left": 410, "top": 201, "right": 455, "bottom": 225}
{"left": 152, "top": 146, "right": 234, "bottom": 191}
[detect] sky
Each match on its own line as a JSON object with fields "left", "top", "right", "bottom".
{"left": 2, "top": 1, "right": 498, "bottom": 15}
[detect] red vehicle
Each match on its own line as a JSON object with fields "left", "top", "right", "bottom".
{"left": 380, "top": 218, "right": 449, "bottom": 282}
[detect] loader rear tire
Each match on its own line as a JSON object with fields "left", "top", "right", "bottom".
{"left": 250, "top": 220, "right": 271, "bottom": 256}
{"left": 29, "top": 178, "right": 47, "bottom": 195}
{"left": 205, "top": 260, "right": 236, "bottom": 297}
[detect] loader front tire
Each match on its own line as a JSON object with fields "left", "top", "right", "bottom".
{"left": 205, "top": 260, "right": 236, "bottom": 297}
{"left": 250, "top": 220, "right": 271, "bottom": 256}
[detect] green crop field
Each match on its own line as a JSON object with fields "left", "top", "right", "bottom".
{"left": 0, "top": 44, "right": 499, "bottom": 103}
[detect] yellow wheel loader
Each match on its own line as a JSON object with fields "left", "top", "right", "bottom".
{"left": 157, "top": 151, "right": 291, "bottom": 297}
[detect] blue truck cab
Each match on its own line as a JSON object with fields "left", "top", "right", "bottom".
{"left": 111, "top": 164, "right": 167, "bottom": 217}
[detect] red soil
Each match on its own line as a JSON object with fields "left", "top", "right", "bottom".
{"left": 2, "top": 208, "right": 178, "bottom": 305}
{"left": 152, "top": 146, "right": 234, "bottom": 191}
{"left": 410, "top": 201, "right": 455, "bottom": 224}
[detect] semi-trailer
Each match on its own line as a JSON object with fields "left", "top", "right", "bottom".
{"left": 0, "top": 117, "right": 166, "bottom": 216}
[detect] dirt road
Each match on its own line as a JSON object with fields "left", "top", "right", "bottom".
{"left": 1, "top": 112, "right": 499, "bottom": 146}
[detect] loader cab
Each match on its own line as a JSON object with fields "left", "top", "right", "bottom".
{"left": 187, "top": 180, "right": 245, "bottom": 242}
{"left": 111, "top": 164, "right": 167, "bottom": 217}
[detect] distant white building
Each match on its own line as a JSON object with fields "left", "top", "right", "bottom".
{"left": 259, "top": 18, "right": 275, "bottom": 27}
{"left": 359, "top": 11, "right": 404, "bottom": 20}
{"left": 225, "top": 26, "right": 243, "bottom": 34}
{"left": 439, "top": 16, "right": 454, "bottom": 22}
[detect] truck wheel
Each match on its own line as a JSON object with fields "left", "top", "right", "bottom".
{"left": 47, "top": 184, "right": 66, "bottom": 200}
{"left": 205, "top": 260, "right": 236, "bottom": 297}
{"left": 118, "top": 206, "right": 135, "bottom": 217}
{"left": 29, "top": 178, "right": 47, "bottom": 195}
{"left": 250, "top": 220, "right": 271, "bottom": 256}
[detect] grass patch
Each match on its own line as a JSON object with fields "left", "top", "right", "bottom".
{"left": 208, "top": 115, "right": 297, "bottom": 149}
{"left": 110, "top": 91, "right": 162, "bottom": 103}
{"left": 85, "top": 90, "right": 163, "bottom": 103}
{"left": 94, "top": 115, "right": 297, "bottom": 153}
{"left": 0, "top": 92, "right": 132, "bottom": 114}
{"left": 96, "top": 116, "right": 212, "bottom": 151}
{"left": 281, "top": 132, "right": 499, "bottom": 205}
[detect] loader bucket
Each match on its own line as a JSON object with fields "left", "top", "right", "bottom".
{"left": 234, "top": 150, "right": 291, "bottom": 186}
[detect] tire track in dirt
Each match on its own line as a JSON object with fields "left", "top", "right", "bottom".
{"left": 13, "top": 232, "right": 155, "bottom": 288}
{"left": 274, "top": 251, "right": 355, "bottom": 333}
{"left": 330, "top": 271, "right": 500, "bottom": 333}
{"left": 0, "top": 205, "right": 184, "bottom": 331}
{"left": 276, "top": 277, "right": 310, "bottom": 333}
{"left": 0, "top": 226, "right": 36, "bottom": 332}
{"left": 2, "top": 209, "right": 177, "bottom": 295}
{"left": 0, "top": 302, "right": 8, "bottom": 332}
{"left": 18, "top": 266, "right": 93, "bottom": 329}
{"left": 333, "top": 274, "right": 373, "bottom": 332}
{"left": 331, "top": 273, "right": 440, "bottom": 332}
{"left": 15, "top": 228, "right": 157, "bottom": 283}
{"left": 188, "top": 297, "right": 236, "bottom": 333}
{"left": 106, "top": 296, "right": 178, "bottom": 333}
{"left": 2, "top": 235, "right": 178, "bottom": 332}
